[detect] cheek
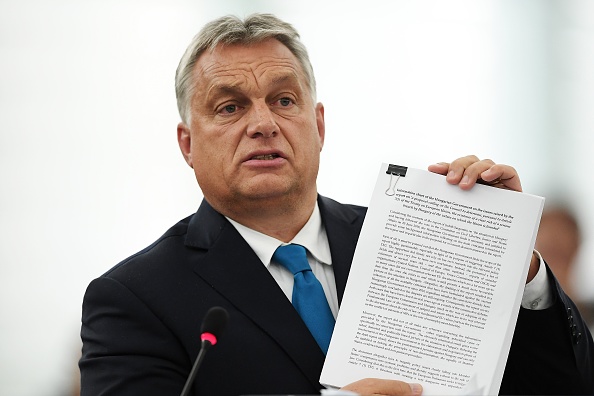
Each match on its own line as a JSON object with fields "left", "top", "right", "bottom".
{"left": 190, "top": 130, "right": 242, "bottom": 179}
{"left": 192, "top": 140, "right": 226, "bottom": 171}
{"left": 286, "top": 115, "right": 320, "bottom": 142}
{"left": 190, "top": 125, "right": 231, "bottom": 158}
{"left": 302, "top": 123, "right": 324, "bottom": 155}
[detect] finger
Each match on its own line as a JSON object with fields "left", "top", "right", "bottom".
{"left": 430, "top": 155, "right": 482, "bottom": 187}
{"left": 341, "top": 378, "right": 423, "bottom": 396}
{"left": 427, "top": 162, "right": 450, "bottom": 176}
{"left": 479, "top": 164, "right": 522, "bottom": 192}
{"left": 429, "top": 156, "right": 522, "bottom": 192}
{"left": 455, "top": 158, "right": 496, "bottom": 190}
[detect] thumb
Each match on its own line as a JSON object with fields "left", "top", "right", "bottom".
{"left": 341, "top": 378, "right": 423, "bottom": 396}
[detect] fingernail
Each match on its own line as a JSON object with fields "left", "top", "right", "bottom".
{"left": 461, "top": 175, "right": 469, "bottom": 185}
{"left": 447, "top": 170, "right": 455, "bottom": 179}
{"left": 410, "top": 383, "right": 423, "bottom": 395}
{"left": 481, "top": 169, "right": 493, "bottom": 178}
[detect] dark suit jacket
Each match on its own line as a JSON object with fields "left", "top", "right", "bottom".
{"left": 80, "top": 196, "right": 594, "bottom": 395}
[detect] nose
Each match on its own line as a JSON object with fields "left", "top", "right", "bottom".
{"left": 246, "top": 102, "right": 278, "bottom": 138}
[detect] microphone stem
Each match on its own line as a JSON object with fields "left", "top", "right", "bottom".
{"left": 180, "top": 340, "right": 212, "bottom": 396}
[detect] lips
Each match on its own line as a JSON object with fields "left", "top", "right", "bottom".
{"left": 243, "top": 149, "right": 286, "bottom": 163}
{"left": 251, "top": 154, "right": 280, "bottom": 160}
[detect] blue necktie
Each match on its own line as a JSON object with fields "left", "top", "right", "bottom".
{"left": 272, "top": 244, "right": 335, "bottom": 354}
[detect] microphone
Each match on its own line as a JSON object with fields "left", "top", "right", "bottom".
{"left": 180, "top": 306, "right": 229, "bottom": 396}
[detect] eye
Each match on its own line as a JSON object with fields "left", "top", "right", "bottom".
{"left": 273, "top": 97, "right": 294, "bottom": 107}
{"left": 219, "top": 104, "right": 239, "bottom": 114}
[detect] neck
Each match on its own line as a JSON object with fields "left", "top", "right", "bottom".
{"left": 211, "top": 192, "right": 318, "bottom": 243}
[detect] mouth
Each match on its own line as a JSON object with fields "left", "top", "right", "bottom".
{"left": 251, "top": 153, "right": 280, "bottom": 160}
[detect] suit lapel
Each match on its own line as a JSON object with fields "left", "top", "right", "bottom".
{"left": 185, "top": 200, "right": 325, "bottom": 388}
{"left": 182, "top": 197, "right": 366, "bottom": 388}
{"left": 318, "top": 195, "right": 366, "bottom": 305}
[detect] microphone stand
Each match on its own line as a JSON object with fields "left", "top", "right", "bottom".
{"left": 180, "top": 339, "right": 213, "bottom": 396}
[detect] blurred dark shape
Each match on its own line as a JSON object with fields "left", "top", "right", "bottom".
{"left": 535, "top": 203, "right": 594, "bottom": 328}
{"left": 535, "top": 204, "right": 582, "bottom": 299}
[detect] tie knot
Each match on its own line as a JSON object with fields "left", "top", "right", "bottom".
{"left": 272, "top": 244, "right": 311, "bottom": 275}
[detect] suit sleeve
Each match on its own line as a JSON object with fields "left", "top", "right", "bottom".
{"left": 499, "top": 265, "right": 594, "bottom": 395}
{"left": 79, "top": 277, "right": 190, "bottom": 396}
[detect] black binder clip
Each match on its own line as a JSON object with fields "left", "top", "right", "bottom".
{"left": 385, "top": 164, "right": 407, "bottom": 196}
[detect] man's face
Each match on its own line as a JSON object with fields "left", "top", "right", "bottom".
{"left": 178, "top": 39, "right": 325, "bottom": 216}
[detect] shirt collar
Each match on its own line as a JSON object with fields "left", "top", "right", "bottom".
{"left": 226, "top": 202, "right": 332, "bottom": 268}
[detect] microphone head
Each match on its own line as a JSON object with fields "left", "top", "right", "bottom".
{"left": 200, "top": 306, "right": 229, "bottom": 345}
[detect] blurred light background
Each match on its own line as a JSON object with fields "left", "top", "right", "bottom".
{"left": 1, "top": 0, "right": 593, "bottom": 394}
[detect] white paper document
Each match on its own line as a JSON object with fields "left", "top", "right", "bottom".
{"left": 320, "top": 163, "right": 545, "bottom": 396}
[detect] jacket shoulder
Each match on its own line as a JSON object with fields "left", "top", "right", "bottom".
{"left": 101, "top": 214, "right": 195, "bottom": 279}
{"left": 318, "top": 195, "right": 367, "bottom": 222}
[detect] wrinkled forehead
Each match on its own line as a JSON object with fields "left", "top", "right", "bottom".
{"left": 193, "top": 39, "right": 308, "bottom": 92}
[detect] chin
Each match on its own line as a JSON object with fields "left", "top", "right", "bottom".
{"left": 242, "top": 181, "right": 306, "bottom": 203}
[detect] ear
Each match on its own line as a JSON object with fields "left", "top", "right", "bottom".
{"left": 315, "top": 102, "right": 325, "bottom": 151}
{"left": 177, "top": 122, "right": 194, "bottom": 168}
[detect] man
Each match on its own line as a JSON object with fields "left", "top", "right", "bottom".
{"left": 79, "top": 13, "right": 594, "bottom": 396}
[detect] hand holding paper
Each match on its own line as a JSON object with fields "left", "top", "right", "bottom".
{"left": 320, "top": 162, "right": 544, "bottom": 396}
{"left": 428, "top": 155, "right": 522, "bottom": 192}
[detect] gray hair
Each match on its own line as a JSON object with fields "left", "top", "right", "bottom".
{"left": 175, "top": 13, "right": 317, "bottom": 124}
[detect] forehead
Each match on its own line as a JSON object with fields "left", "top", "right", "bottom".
{"left": 193, "top": 39, "right": 306, "bottom": 91}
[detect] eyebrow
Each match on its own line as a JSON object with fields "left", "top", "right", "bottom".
{"left": 204, "top": 83, "right": 244, "bottom": 105}
{"left": 205, "top": 71, "right": 304, "bottom": 103}
{"left": 270, "top": 73, "right": 299, "bottom": 86}
{"left": 211, "top": 84, "right": 240, "bottom": 94}
{"left": 269, "top": 71, "right": 306, "bottom": 93}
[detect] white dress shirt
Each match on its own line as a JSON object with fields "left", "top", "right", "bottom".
{"left": 227, "top": 202, "right": 339, "bottom": 318}
{"left": 522, "top": 249, "right": 553, "bottom": 309}
{"left": 227, "top": 202, "right": 552, "bottom": 313}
